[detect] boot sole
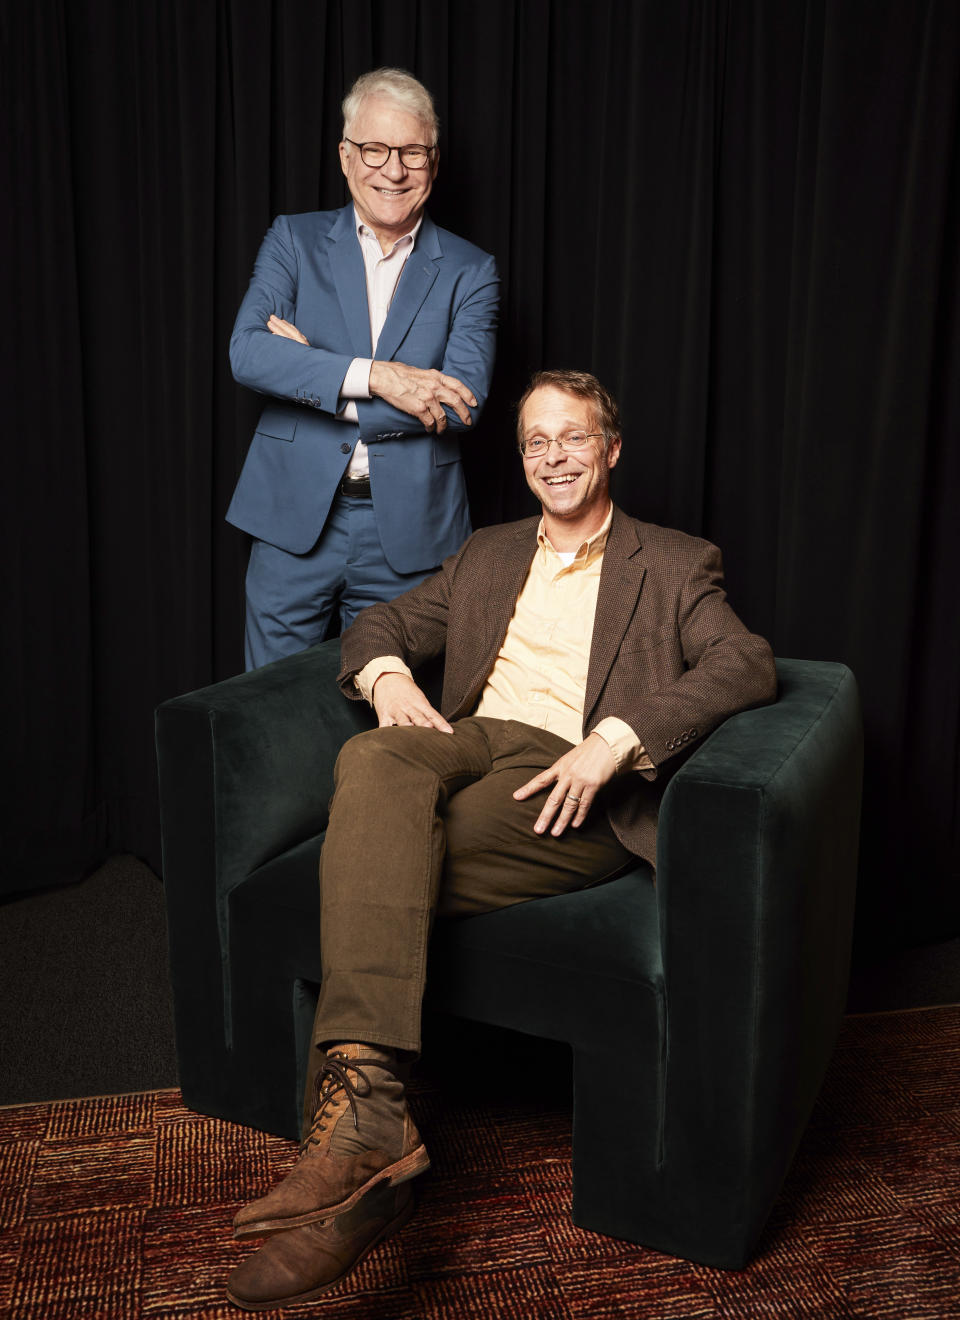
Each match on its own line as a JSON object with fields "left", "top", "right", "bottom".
{"left": 225, "top": 1189, "right": 417, "bottom": 1310}
{"left": 233, "top": 1143, "right": 430, "bottom": 1240}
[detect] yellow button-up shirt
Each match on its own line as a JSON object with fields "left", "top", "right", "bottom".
{"left": 357, "top": 505, "right": 651, "bottom": 772}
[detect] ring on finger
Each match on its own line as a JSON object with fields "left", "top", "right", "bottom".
{"left": 566, "top": 794, "right": 581, "bottom": 804}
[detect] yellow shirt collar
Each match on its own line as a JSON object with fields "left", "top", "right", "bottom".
{"left": 536, "top": 502, "right": 613, "bottom": 567}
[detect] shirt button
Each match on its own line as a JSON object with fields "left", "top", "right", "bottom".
{"left": 340, "top": 442, "right": 351, "bottom": 454}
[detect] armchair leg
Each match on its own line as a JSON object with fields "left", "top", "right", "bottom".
{"left": 569, "top": 989, "right": 666, "bottom": 1246}
{"left": 570, "top": 1027, "right": 763, "bottom": 1269}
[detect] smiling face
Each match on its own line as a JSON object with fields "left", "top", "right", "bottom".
{"left": 520, "top": 385, "right": 622, "bottom": 548}
{"left": 339, "top": 94, "right": 438, "bottom": 252}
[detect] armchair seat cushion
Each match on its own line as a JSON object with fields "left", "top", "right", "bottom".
{"left": 233, "top": 845, "right": 659, "bottom": 1044}
{"left": 228, "top": 835, "right": 660, "bottom": 1134}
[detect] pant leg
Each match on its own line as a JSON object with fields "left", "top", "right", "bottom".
{"left": 437, "top": 720, "right": 634, "bottom": 918}
{"left": 311, "top": 719, "right": 495, "bottom": 1055}
{"left": 245, "top": 496, "right": 438, "bottom": 668}
{"left": 243, "top": 515, "right": 348, "bottom": 670}
{"left": 338, "top": 494, "right": 437, "bottom": 632}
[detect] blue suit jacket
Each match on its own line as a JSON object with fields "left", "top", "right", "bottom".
{"left": 226, "top": 206, "right": 499, "bottom": 570}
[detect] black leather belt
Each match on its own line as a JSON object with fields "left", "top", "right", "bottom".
{"left": 339, "top": 474, "right": 372, "bottom": 498}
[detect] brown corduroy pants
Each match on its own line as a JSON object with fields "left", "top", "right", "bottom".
{"left": 310, "top": 716, "right": 633, "bottom": 1056}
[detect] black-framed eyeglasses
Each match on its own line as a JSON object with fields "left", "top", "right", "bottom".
{"left": 520, "top": 431, "right": 604, "bottom": 457}
{"left": 343, "top": 138, "right": 435, "bottom": 169}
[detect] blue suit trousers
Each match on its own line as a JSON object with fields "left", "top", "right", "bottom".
{"left": 244, "top": 492, "right": 436, "bottom": 670}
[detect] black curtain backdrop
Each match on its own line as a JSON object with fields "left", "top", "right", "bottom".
{"left": 3, "top": 1, "right": 958, "bottom": 959}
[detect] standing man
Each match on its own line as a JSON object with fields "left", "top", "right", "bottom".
{"left": 227, "top": 68, "right": 499, "bottom": 669}
{"left": 224, "top": 369, "right": 776, "bottom": 1310}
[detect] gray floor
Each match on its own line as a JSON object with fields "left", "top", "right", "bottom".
{"left": 0, "top": 855, "right": 178, "bottom": 1105}
{"left": 1, "top": 854, "right": 958, "bottom": 1106}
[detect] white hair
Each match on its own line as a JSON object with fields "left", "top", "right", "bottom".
{"left": 342, "top": 68, "right": 439, "bottom": 146}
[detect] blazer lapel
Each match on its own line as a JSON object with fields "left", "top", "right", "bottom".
{"left": 373, "top": 215, "right": 441, "bottom": 362}
{"left": 449, "top": 520, "right": 539, "bottom": 718}
{"left": 582, "top": 509, "right": 647, "bottom": 728}
{"left": 328, "top": 205, "right": 373, "bottom": 357}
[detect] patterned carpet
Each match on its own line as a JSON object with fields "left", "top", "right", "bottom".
{"left": 1, "top": 1007, "right": 959, "bottom": 1319}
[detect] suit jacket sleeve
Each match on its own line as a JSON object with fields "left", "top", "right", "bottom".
{"left": 229, "top": 215, "right": 354, "bottom": 417}
{"left": 355, "top": 251, "right": 500, "bottom": 438}
{"left": 599, "top": 540, "right": 776, "bottom": 778}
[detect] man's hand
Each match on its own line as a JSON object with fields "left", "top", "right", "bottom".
{"left": 513, "top": 732, "right": 617, "bottom": 836}
{"left": 369, "top": 361, "right": 476, "bottom": 432}
{"left": 372, "top": 672, "right": 453, "bottom": 733}
{"left": 267, "top": 314, "right": 310, "bottom": 344}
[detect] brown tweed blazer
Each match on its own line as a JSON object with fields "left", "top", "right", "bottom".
{"left": 338, "top": 504, "right": 776, "bottom": 864}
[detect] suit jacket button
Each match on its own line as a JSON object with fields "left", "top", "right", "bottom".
{"left": 340, "top": 442, "right": 351, "bottom": 454}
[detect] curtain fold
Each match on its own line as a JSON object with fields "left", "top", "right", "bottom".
{"left": 3, "top": 1, "right": 97, "bottom": 889}
{"left": 4, "top": 0, "right": 958, "bottom": 952}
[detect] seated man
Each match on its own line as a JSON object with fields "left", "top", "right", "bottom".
{"left": 226, "top": 369, "right": 777, "bottom": 1310}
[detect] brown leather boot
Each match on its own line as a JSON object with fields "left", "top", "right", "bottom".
{"left": 233, "top": 1043, "right": 428, "bottom": 1240}
{"left": 226, "top": 1180, "right": 415, "bottom": 1311}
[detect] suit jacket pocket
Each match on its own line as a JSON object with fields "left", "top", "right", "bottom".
{"left": 255, "top": 403, "right": 299, "bottom": 442}
{"left": 620, "top": 622, "right": 678, "bottom": 654}
{"left": 619, "top": 626, "right": 683, "bottom": 693}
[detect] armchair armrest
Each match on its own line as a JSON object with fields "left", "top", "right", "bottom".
{"left": 652, "top": 657, "right": 863, "bottom": 1262}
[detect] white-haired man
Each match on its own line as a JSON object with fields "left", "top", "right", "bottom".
{"left": 227, "top": 68, "right": 499, "bottom": 669}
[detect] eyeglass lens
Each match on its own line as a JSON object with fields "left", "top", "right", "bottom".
{"left": 359, "top": 142, "right": 430, "bottom": 168}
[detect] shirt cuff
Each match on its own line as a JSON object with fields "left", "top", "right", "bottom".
{"left": 340, "top": 357, "right": 373, "bottom": 400}
{"left": 335, "top": 359, "right": 372, "bottom": 424}
{"left": 354, "top": 656, "right": 413, "bottom": 706}
{"left": 591, "top": 717, "right": 654, "bottom": 773}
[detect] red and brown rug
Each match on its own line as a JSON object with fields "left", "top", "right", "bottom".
{"left": 2, "top": 1006, "right": 959, "bottom": 1318}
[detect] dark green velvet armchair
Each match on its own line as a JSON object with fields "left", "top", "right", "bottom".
{"left": 155, "top": 645, "right": 861, "bottom": 1269}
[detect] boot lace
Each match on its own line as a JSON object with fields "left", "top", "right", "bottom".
{"left": 300, "top": 1052, "right": 400, "bottom": 1152}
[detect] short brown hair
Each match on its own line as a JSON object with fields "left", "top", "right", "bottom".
{"left": 516, "top": 369, "right": 622, "bottom": 452}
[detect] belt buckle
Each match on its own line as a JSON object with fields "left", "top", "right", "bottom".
{"left": 341, "top": 474, "right": 371, "bottom": 498}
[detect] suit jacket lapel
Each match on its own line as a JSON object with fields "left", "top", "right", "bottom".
{"left": 328, "top": 205, "right": 373, "bottom": 357}
{"left": 450, "top": 520, "right": 538, "bottom": 718}
{"left": 582, "top": 508, "right": 647, "bottom": 728}
{"left": 373, "top": 215, "right": 441, "bottom": 363}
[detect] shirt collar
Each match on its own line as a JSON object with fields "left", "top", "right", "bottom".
{"left": 354, "top": 207, "right": 423, "bottom": 254}
{"left": 537, "top": 502, "right": 613, "bottom": 566}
